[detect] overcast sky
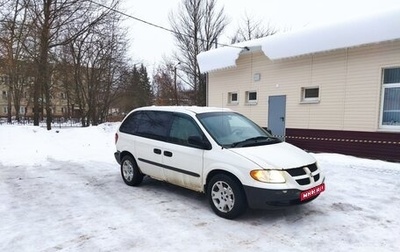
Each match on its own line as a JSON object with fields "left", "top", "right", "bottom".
{"left": 120, "top": 0, "right": 400, "bottom": 71}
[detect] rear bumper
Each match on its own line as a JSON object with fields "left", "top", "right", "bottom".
{"left": 114, "top": 151, "right": 121, "bottom": 165}
{"left": 243, "top": 183, "right": 324, "bottom": 209}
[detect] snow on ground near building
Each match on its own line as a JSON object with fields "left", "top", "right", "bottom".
{"left": 1, "top": 124, "right": 400, "bottom": 251}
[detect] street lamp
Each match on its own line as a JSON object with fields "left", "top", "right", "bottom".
{"left": 173, "top": 62, "right": 180, "bottom": 105}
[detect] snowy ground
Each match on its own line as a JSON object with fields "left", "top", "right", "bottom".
{"left": 1, "top": 123, "right": 400, "bottom": 252}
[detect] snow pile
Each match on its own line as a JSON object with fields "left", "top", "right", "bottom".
{"left": 0, "top": 123, "right": 120, "bottom": 166}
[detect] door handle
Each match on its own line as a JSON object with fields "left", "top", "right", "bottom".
{"left": 164, "top": 151, "right": 173, "bottom": 157}
{"left": 153, "top": 148, "right": 162, "bottom": 155}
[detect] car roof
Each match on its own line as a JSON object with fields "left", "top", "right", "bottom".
{"left": 131, "top": 106, "right": 233, "bottom": 115}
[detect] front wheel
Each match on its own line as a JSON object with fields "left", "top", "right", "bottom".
{"left": 207, "top": 174, "right": 247, "bottom": 219}
{"left": 121, "top": 155, "right": 143, "bottom": 186}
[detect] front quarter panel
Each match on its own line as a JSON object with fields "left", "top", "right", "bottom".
{"left": 203, "top": 148, "right": 259, "bottom": 188}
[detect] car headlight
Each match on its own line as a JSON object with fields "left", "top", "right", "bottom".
{"left": 250, "top": 170, "right": 286, "bottom": 183}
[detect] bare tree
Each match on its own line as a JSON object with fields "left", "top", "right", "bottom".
{"left": 152, "top": 62, "right": 180, "bottom": 106}
{"left": 230, "top": 13, "right": 277, "bottom": 44}
{"left": 0, "top": 0, "right": 31, "bottom": 122}
{"left": 169, "top": 0, "right": 227, "bottom": 106}
{"left": 66, "top": 10, "right": 128, "bottom": 126}
{"left": 25, "top": 0, "right": 119, "bottom": 130}
{"left": 88, "top": 21, "right": 128, "bottom": 125}
{"left": 53, "top": 45, "right": 74, "bottom": 119}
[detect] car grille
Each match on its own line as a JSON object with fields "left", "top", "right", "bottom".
{"left": 286, "top": 163, "right": 321, "bottom": 186}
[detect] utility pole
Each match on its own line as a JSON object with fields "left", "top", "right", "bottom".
{"left": 173, "top": 62, "right": 180, "bottom": 105}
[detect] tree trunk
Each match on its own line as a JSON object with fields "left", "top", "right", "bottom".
{"left": 44, "top": 86, "right": 52, "bottom": 130}
{"left": 7, "top": 86, "right": 12, "bottom": 123}
{"left": 37, "top": 0, "right": 51, "bottom": 129}
{"left": 33, "top": 78, "right": 40, "bottom": 125}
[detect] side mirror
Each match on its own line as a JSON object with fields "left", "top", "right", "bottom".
{"left": 188, "top": 136, "right": 212, "bottom": 150}
{"left": 262, "top": 127, "right": 272, "bottom": 135}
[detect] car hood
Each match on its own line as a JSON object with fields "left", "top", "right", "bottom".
{"left": 228, "top": 142, "right": 316, "bottom": 169}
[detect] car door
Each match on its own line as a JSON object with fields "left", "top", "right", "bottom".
{"left": 162, "top": 113, "right": 205, "bottom": 191}
{"left": 133, "top": 111, "right": 172, "bottom": 181}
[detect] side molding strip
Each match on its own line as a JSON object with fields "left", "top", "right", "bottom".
{"left": 138, "top": 158, "right": 200, "bottom": 178}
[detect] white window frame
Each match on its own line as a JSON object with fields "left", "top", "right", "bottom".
{"left": 245, "top": 91, "right": 257, "bottom": 105}
{"left": 300, "top": 86, "right": 320, "bottom": 103}
{"left": 3, "top": 107, "right": 8, "bottom": 114}
{"left": 19, "top": 106, "right": 25, "bottom": 114}
{"left": 227, "top": 92, "right": 239, "bottom": 105}
{"left": 380, "top": 67, "right": 400, "bottom": 130}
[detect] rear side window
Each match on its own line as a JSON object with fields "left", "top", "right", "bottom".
{"left": 119, "top": 112, "right": 140, "bottom": 134}
{"left": 119, "top": 111, "right": 172, "bottom": 141}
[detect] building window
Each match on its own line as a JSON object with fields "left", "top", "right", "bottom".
{"left": 301, "top": 87, "right": 320, "bottom": 103}
{"left": 245, "top": 91, "right": 257, "bottom": 104}
{"left": 2, "top": 90, "right": 7, "bottom": 99}
{"left": 381, "top": 67, "right": 400, "bottom": 128}
{"left": 61, "top": 92, "right": 66, "bottom": 99}
{"left": 3, "top": 107, "right": 7, "bottom": 114}
{"left": 228, "top": 92, "right": 238, "bottom": 104}
{"left": 19, "top": 107, "right": 25, "bottom": 114}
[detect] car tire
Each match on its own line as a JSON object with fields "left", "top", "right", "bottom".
{"left": 207, "top": 174, "right": 247, "bottom": 219}
{"left": 121, "top": 155, "right": 143, "bottom": 186}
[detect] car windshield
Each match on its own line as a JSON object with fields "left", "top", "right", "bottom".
{"left": 197, "top": 112, "right": 281, "bottom": 148}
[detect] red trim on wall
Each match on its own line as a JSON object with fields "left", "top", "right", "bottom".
{"left": 286, "top": 128, "right": 400, "bottom": 162}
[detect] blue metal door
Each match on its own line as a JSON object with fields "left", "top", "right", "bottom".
{"left": 268, "top": 95, "right": 286, "bottom": 140}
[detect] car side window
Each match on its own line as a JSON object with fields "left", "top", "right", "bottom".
{"left": 120, "top": 111, "right": 172, "bottom": 141}
{"left": 119, "top": 112, "right": 141, "bottom": 134}
{"left": 136, "top": 111, "right": 172, "bottom": 141}
{"left": 169, "top": 114, "right": 203, "bottom": 147}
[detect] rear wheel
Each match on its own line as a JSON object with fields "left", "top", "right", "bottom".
{"left": 207, "top": 174, "right": 247, "bottom": 219}
{"left": 121, "top": 155, "right": 143, "bottom": 186}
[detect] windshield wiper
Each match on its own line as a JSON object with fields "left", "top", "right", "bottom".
{"left": 231, "top": 136, "right": 279, "bottom": 148}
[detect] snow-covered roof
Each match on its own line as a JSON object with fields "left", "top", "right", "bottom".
{"left": 197, "top": 8, "right": 400, "bottom": 73}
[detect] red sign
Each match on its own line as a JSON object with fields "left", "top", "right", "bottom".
{"left": 300, "top": 183, "right": 325, "bottom": 201}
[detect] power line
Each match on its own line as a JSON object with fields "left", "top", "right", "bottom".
{"left": 88, "top": 0, "right": 245, "bottom": 50}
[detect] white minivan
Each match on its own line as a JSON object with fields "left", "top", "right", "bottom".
{"left": 114, "top": 106, "right": 325, "bottom": 219}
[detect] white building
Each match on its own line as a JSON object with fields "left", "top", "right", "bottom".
{"left": 197, "top": 8, "right": 400, "bottom": 161}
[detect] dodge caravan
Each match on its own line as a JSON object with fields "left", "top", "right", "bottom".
{"left": 114, "top": 106, "right": 325, "bottom": 219}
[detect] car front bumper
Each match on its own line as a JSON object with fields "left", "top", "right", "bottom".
{"left": 243, "top": 182, "right": 324, "bottom": 209}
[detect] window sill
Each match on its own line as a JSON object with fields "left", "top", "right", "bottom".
{"left": 245, "top": 102, "right": 258, "bottom": 106}
{"left": 300, "top": 99, "right": 320, "bottom": 104}
{"left": 378, "top": 126, "right": 400, "bottom": 132}
{"left": 227, "top": 102, "right": 239, "bottom": 106}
